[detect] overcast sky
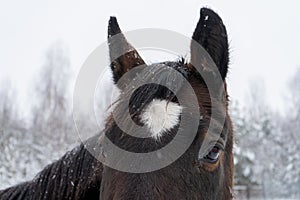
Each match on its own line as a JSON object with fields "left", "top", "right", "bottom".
{"left": 1, "top": 0, "right": 300, "bottom": 115}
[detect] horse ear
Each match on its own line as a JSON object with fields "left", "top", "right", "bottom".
{"left": 108, "top": 17, "right": 145, "bottom": 84}
{"left": 190, "top": 8, "right": 229, "bottom": 80}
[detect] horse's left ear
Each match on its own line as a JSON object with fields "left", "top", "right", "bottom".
{"left": 108, "top": 17, "right": 145, "bottom": 84}
{"left": 190, "top": 8, "right": 229, "bottom": 80}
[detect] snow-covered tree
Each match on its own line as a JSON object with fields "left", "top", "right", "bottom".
{"left": 30, "top": 41, "right": 77, "bottom": 161}
{"left": 232, "top": 73, "right": 300, "bottom": 199}
{"left": 0, "top": 42, "right": 78, "bottom": 189}
{"left": 0, "top": 81, "right": 32, "bottom": 188}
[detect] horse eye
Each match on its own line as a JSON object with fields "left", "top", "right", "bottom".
{"left": 203, "top": 146, "right": 221, "bottom": 163}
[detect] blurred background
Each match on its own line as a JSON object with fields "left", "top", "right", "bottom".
{"left": 0, "top": 0, "right": 299, "bottom": 199}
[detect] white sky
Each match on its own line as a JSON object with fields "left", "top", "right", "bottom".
{"left": 0, "top": 0, "right": 300, "bottom": 115}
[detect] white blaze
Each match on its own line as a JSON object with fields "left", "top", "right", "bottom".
{"left": 140, "top": 99, "right": 182, "bottom": 139}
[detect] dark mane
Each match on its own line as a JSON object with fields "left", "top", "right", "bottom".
{"left": 0, "top": 134, "right": 103, "bottom": 200}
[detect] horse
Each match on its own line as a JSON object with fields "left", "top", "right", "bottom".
{"left": 0, "top": 7, "right": 234, "bottom": 200}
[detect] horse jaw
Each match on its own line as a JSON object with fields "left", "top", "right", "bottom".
{"left": 140, "top": 99, "right": 182, "bottom": 140}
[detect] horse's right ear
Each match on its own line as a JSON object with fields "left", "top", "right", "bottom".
{"left": 108, "top": 17, "right": 145, "bottom": 84}
{"left": 190, "top": 8, "right": 229, "bottom": 80}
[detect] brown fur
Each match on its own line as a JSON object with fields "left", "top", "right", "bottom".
{"left": 102, "top": 7, "right": 234, "bottom": 200}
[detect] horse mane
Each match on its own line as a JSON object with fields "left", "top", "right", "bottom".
{"left": 0, "top": 134, "right": 103, "bottom": 200}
